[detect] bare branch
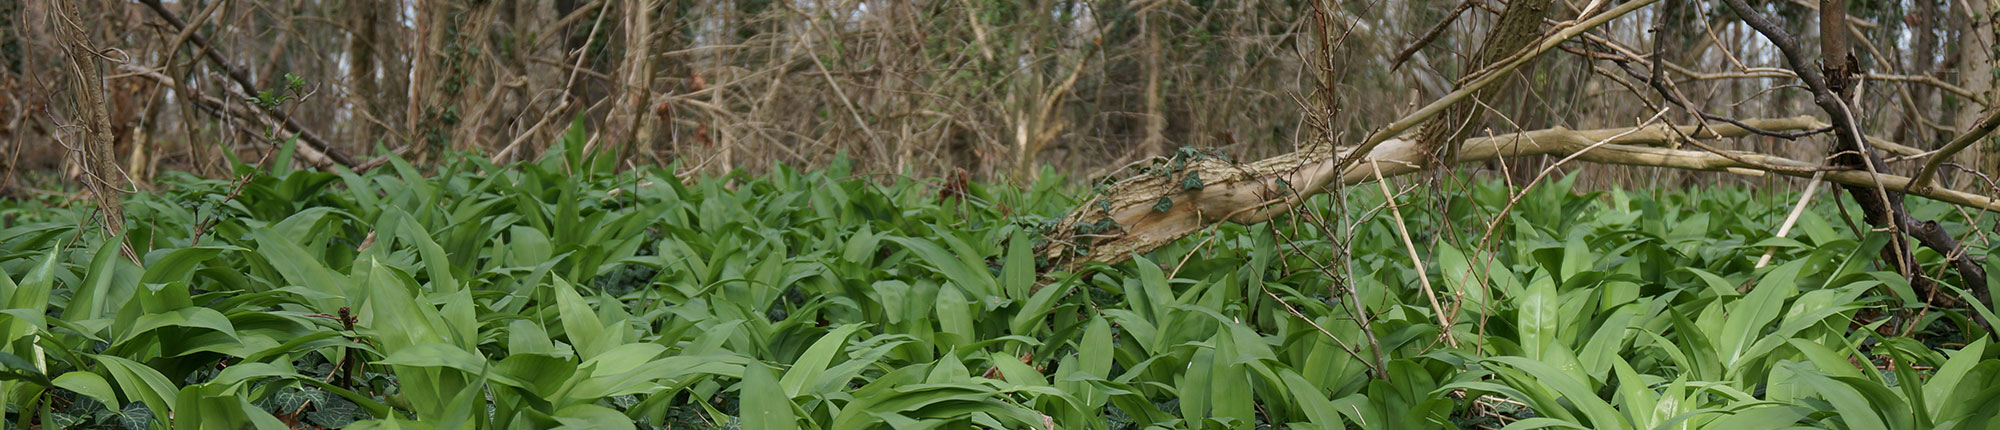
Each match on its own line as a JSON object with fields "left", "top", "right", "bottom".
{"left": 135, "top": 0, "right": 357, "bottom": 167}
{"left": 1912, "top": 107, "right": 2000, "bottom": 192}
{"left": 1387, "top": 0, "right": 1477, "bottom": 72}
{"left": 1724, "top": 0, "right": 1989, "bottom": 325}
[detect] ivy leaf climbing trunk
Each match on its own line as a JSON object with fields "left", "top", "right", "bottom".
{"left": 409, "top": 0, "right": 498, "bottom": 165}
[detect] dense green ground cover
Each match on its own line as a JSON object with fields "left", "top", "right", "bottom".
{"left": 0, "top": 149, "right": 1995, "bottom": 429}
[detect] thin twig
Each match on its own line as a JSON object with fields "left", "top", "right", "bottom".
{"left": 1911, "top": 107, "right": 2000, "bottom": 192}
{"left": 1387, "top": 0, "right": 1478, "bottom": 71}
{"left": 1371, "top": 161, "right": 1456, "bottom": 347}
{"left": 1754, "top": 172, "right": 1825, "bottom": 271}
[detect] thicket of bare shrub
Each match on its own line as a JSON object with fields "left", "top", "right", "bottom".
{"left": 0, "top": 0, "right": 1994, "bottom": 194}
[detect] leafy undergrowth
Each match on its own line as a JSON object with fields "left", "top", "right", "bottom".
{"left": 0, "top": 150, "right": 1995, "bottom": 429}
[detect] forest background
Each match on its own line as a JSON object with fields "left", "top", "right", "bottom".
{"left": 4, "top": 0, "right": 1993, "bottom": 193}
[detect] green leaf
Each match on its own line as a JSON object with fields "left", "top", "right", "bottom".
{"left": 54, "top": 371, "right": 120, "bottom": 410}
{"left": 1788, "top": 363, "right": 1889, "bottom": 430}
{"left": 1925, "top": 338, "right": 1989, "bottom": 418}
{"left": 251, "top": 228, "right": 351, "bottom": 312}
{"left": 935, "top": 284, "right": 975, "bottom": 351}
{"left": 114, "top": 307, "right": 239, "bottom": 348}
{"left": 780, "top": 323, "right": 864, "bottom": 397}
{"left": 1278, "top": 369, "right": 1346, "bottom": 429}
{"left": 1181, "top": 172, "right": 1204, "bottom": 190}
{"left": 888, "top": 235, "right": 996, "bottom": 299}
{"left": 552, "top": 404, "right": 637, "bottom": 430}
{"left": 1720, "top": 258, "right": 1805, "bottom": 369}
{"left": 1010, "top": 277, "right": 1074, "bottom": 336}
{"left": 66, "top": 237, "right": 134, "bottom": 322}
{"left": 93, "top": 355, "right": 178, "bottom": 425}
{"left": 1519, "top": 275, "right": 1558, "bottom": 361}
{"left": 552, "top": 276, "right": 609, "bottom": 360}
{"left": 378, "top": 343, "right": 487, "bottom": 374}
{"left": 741, "top": 361, "right": 800, "bottom": 430}
{"left": 1002, "top": 230, "right": 1035, "bottom": 299}
{"left": 1483, "top": 356, "right": 1627, "bottom": 428}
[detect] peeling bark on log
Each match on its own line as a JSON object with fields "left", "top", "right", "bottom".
{"left": 1041, "top": 117, "right": 2000, "bottom": 270}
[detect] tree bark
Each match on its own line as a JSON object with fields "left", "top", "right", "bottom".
{"left": 408, "top": 0, "right": 440, "bottom": 162}
{"left": 409, "top": 0, "right": 497, "bottom": 163}
{"left": 345, "top": 0, "right": 381, "bottom": 152}
{"left": 1896, "top": 0, "right": 1939, "bottom": 148}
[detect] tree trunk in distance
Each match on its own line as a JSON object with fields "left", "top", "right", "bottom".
{"left": 1419, "top": 0, "right": 1554, "bottom": 167}
{"left": 1957, "top": 0, "right": 1998, "bottom": 181}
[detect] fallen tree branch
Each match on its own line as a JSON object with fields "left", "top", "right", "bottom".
{"left": 1042, "top": 117, "right": 2000, "bottom": 269}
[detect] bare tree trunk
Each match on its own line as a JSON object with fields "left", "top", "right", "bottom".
{"left": 408, "top": 0, "right": 496, "bottom": 163}
{"left": 408, "top": 0, "right": 439, "bottom": 163}
{"left": 1896, "top": 0, "right": 1938, "bottom": 147}
{"left": 1009, "top": 3, "right": 1099, "bottom": 183}
{"left": 53, "top": 0, "right": 138, "bottom": 263}
{"left": 1957, "top": 0, "right": 1998, "bottom": 180}
{"left": 346, "top": 0, "right": 381, "bottom": 152}
{"left": 1419, "top": 0, "right": 1554, "bottom": 166}
{"left": 606, "top": 0, "right": 657, "bottom": 156}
